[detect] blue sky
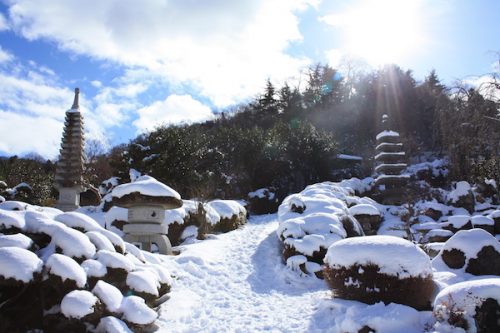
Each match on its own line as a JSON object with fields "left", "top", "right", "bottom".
{"left": 0, "top": 0, "right": 498, "bottom": 159}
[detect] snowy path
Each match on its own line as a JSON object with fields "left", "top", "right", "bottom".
{"left": 157, "top": 214, "right": 329, "bottom": 332}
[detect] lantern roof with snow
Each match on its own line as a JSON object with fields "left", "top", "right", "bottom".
{"left": 111, "top": 175, "right": 182, "bottom": 209}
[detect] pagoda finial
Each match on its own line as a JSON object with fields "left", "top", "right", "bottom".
{"left": 71, "top": 88, "right": 80, "bottom": 109}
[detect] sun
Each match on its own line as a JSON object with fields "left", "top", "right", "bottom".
{"left": 326, "top": 0, "right": 425, "bottom": 66}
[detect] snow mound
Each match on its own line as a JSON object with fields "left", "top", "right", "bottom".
{"left": 0, "top": 208, "right": 26, "bottom": 229}
{"left": 348, "top": 204, "right": 380, "bottom": 216}
{"left": 0, "top": 200, "right": 30, "bottom": 211}
{"left": 0, "top": 233, "right": 33, "bottom": 249}
{"left": 96, "top": 316, "right": 132, "bottom": 333}
{"left": 471, "top": 215, "right": 494, "bottom": 226}
{"left": 86, "top": 231, "right": 116, "bottom": 252}
{"left": 325, "top": 235, "right": 432, "bottom": 278}
{"left": 46, "top": 253, "right": 87, "bottom": 288}
{"left": 50, "top": 224, "right": 96, "bottom": 259}
{"left": 61, "top": 290, "right": 99, "bottom": 319}
{"left": 445, "top": 215, "right": 471, "bottom": 228}
{"left": 92, "top": 280, "right": 123, "bottom": 313}
{"left": 82, "top": 259, "right": 107, "bottom": 278}
{"left": 55, "top": 211, "right": 102, "bottom": 232}
{"left": 96, "top": 250, "right": 135, "bottom": 272}
{"left": 206, "top": 199, "right": 247, "bottom": 220}
{"left": 111, "top": 175, "right": 180, "bottom": 199}
{"left": 0, "top": 246, "right": 43, "bottom": 282}
{"left": 447, "top": 181, "right": 471, "bottom": 203}
{"left": 120, "top": 296, "right": 157, "bottom": 325}
{"left": 126, "top": 270, "right": 160, "bottom": 297}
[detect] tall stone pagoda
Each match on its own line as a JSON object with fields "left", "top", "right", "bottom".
{"left": 374, "top": 114, "right": 409, "bottom": 204}
{"left": 55, "top": 88, "right": 86, "bottom": 211}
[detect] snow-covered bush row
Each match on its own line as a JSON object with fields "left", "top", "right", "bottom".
{"left": 277, "top": 179, "right": 374, "bottom": 277}
{"left": 0, "top": 205, "right": 171, "bottom": 332}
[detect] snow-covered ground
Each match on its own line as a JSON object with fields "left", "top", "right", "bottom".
{"left": 157, "top": 214, "right": 432, "bottom": 333}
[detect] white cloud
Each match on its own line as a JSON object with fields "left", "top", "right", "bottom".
{"left": 0, "top": 110, "right": 63, "bottom": 157}
{"left": 0, "top": 13, "right": 9, "bottom": 31}
{"left": 0, "top": 46, "right": 13, "bottom": 63}
{"left": 6, "top": 0, "right": 315, "bottom": 107}
{"left": 90, "top": 80, "right": 102, "bottom": 88}
{"left": 134, "top": 94, "right": 214, "bottom": 132}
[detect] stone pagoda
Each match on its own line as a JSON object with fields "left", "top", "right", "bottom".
{"left": 54, "top": 88, "right": 86, "bottom": 211}
{"left": 374, "top": 114, "right": 409, "bottom": 204}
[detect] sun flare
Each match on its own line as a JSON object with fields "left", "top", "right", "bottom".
{"left": 325, "top": 0, "right": 425, "bottom": 66}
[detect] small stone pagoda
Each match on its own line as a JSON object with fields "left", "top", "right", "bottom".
{"left": 111, "top": 176, "right": 183, "bottom": 254}
{"left": 54, "top": 88, "right": 86, "bottom": 211}
{"left": 374, "top": 114, "right": 409, "bottom": 204}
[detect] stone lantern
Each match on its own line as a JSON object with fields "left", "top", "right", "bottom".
{"left": 111, "top": 176, "right": 182, "bottom": 254}
{"left": 54, "top": 88, "right": 85, "bottom": 211}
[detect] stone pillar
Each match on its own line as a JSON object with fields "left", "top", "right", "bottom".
{"left": 55, "top": 88, "right": 85, "bottom": 211}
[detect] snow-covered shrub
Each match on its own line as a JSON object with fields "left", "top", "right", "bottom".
{"left": 489, "top": 210, "right": 500, "bottom": 234}
{"left": 248, "top": 188, "right": 279, "bottom": 214}
{"left": 441, "top": 215, "right": 473, "bottom": 233}
{"left": 406, "top": 158, "right": 449, "bottom": 187}
{"left": 433, "top": 229, "right": 500, "bottom": 276}
{"left": 0, "top": 182, "right": 34, "bottom": 203}
{"left": 206, "top": 199, "right": 247, "bottom": 233}
{"left": 421, "top": 228, "right": 453, "bottom": 243}
{"left": 324, "top": 235, "right": 434, "bottom": 310}
{"left": 447, "top": 181, "right": 475, "bottom": 213}
{"left": 471, "top": 215, "right": 495, "bottom": 235}
{"left": 277, "top": 181, "right": 365, "bottom": 276}
{"left": 433, "top": 278, "right": 500, "bottom": 333}
{"left": 348, "top": 204, "right": 382, "bottom": 235}
{"left": 0, "top": 206, "right": 171, "bottom": 332}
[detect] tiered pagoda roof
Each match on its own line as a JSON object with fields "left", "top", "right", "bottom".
{"left": 54, "top": 88, "right": 85, "bottom": 189}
